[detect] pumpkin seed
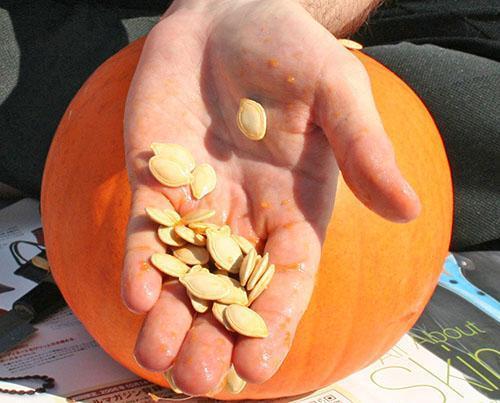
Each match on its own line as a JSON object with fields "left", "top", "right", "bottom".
{"left": 232, "top": 234, "right": 254, "bottom": 254}
{"left": 31, "top": 255, "right": 50, "bottom": 271}
{"left": 190, "top": 163, "right": 217, "bottom": 200}
{"left": 149, "top": 156, "right": 192, "bottom": 187}
{"left": 174, "top": 225, "right": 206, "bottom": 246}
{"left": 239, "top": 248, "right": 257, "bottom": 287}
{"left": 236, "top": 98, "right": 267, "bottom": 141}
{"left": 219, "top": 225, "right": 231, "bottom": 237}
{"left": 188, "top": 265, "right": 209, "bottom": 274}
{"left": 145, "top": 207, "right": 181, "bottom": 227}
{"left": 180, "top": 272, "right": 230, "bottom": 300}
{"left": 206, "top": 230, "right": 243, "bottom": 272}
{"left": 150, "top": 142, "right": 196, "bottom": 173}
{"left": 224, "top": 304, "right": 268, "bottom": 338}
{"left": 338, "top": 38, "right": 363, "bottom": 50}
{"left": 187, "top": 290, "right": 211, "bottom": 313}
{"left": 164, "top": 368, "right": 183, "bottom": 394}
{"left": 188, "top": 222, "right": 219, "bottom": 234}
{"left": 246, "top": 252, "right": 269, "bottom": 291}
{"left": 226, "top": 365, "right": 246, "bottom": 394}
{"left": 173, "top": 244, "right": 210, "bottom": 265}
{"left": 248, "top": 264, "right": 275, "bottom": 305}
{"left": 150, "top": 253, "right": 190, "bottom": 277}
{"left": 181, "top": 208, "right": 216, "bottom": 224}
{"left": 217, "top": 276, "right": 249, "bottom": 306}
{"left": 212, "top": 302, "right": 233, "bottom": 331}
{"left": 158, "top": 226, "right": 186, "bottom": 247}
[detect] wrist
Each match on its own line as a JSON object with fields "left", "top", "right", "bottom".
{"left": 297, "top": 0, "right": 382, "bottom": 36}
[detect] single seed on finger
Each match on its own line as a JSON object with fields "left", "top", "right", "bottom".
{"left": 181, "top": 208, "right": 216, "bottom": 224}
{"left": 145, "top": 207, "right": 181, "bottom": 227}
{"left": 190, "top": 163, "right": 217, "bottom": 200}
{"left": 180, "top": 272, "right": 230, "bottom": 300}
{"left": 217, "top": 275, "right": 249, "bottom": 306}
{"left": 248, "top": 264, "right": 275, "bottom": 305}
{"left": 173, "top": 244, "right": 210, "bottom": 265}
{"left": 338, "top": 38, "right": 363, "bottom": 50}
{"left": 150, "top": 253, "right": 190, "bottom": 277}
{"left": 237, "top": 98, "right": 267, "bottom": 141}
{"left": 246, "top": 252, "right": 269, "bottom": 291}
{"left": 239, "top": 248, "right": 257, "bottom": 287}
{"left": 212, "top": 302, "right": 233, "bottom": 331}
{"left": 158, "top": 226, "right": 186, "bottom": 247}
{"left": 225, "top": 365, "right": 246, "bottom": 394}
{"left": 206, "top": 230, "right": 243, "bottom": 272}
{"left": 187, "top": 290, "right": 211, "bottom": 313}
{"left": 164, "top": 368, "right": 183, "bottom": 394}
{"left": 174, "top": 225, "right": 206, "bottom": 246}
{"left": 150, "top": 142, "right": 196, "bottom": 172}
{"left": 232, "top": 234, "right": 254, "bottom": 255}
{"left": 149, "top": 156, "right": 192, "bottom": 187}
{"left": 224, "top": 304, "right": 268, "bottom": 338}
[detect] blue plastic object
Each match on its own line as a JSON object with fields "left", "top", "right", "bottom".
{"left": 439, "top": 254, "right": 500, "bottom": 322}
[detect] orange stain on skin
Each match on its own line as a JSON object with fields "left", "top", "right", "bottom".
{"left": 284, "top": 331, "right": 292, "bottom": 347}
{"left": 280, "top": 199, "right": 291, "bottom": 206}
{"left": 267, "top": 58, "right": 279, "bottom": 68}
{"left": 260, "top": 201, "right": 271, "bottom": 209}
{"left": 286, "top": 75, "right": 296, "bottom": 84}
{"left": 159, "top": 343, "right": 169, "bottom": 353}
{"left": 140, "top": 261, "right": 151, "bottom": 272}
{"left": 277, "top": 262, "right": 302, "bottom": 271}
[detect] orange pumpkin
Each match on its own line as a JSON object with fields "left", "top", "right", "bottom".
{"left": 41, "top": 38, "right": 452, "bottom": 400}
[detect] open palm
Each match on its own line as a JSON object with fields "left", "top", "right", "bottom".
{"left": 121, "top": 0, "right": 420, "bottom": 395}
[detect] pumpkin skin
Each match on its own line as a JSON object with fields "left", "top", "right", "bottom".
{"left": 41, "top": 38, "right": 452, "bottom": 400}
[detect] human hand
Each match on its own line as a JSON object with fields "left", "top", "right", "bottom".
{"left": 121, "top": 0, "right": 420, "bottom": 395}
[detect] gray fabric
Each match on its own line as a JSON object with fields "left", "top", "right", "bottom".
{"left": 365, "top": 43, "right": 500, "bottom": 251}
{"left": 0, "top": 1, "right": 163, "bottom": 196}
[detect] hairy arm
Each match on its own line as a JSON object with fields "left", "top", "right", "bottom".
{"left": 299, "top": 0, "right": 382, "bottom": 36}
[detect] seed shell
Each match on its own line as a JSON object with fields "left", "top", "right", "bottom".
{"left": 150, "top": 143, "right": 196, "bottom": 173}
{"left": 145, "top": 207, "right": 181, "bottom": 227}
{"left": 338, "top": 38, "right": 363, "bottom": 50}
{"left": 187, "top": 291, "right": 210, "bottom": 313}
{"left": 217, "top": 276, "right": 249, "bottom": 305}
{"left": 212, "top": 302, "right": 233, "bottom": 331}
{"left": 232, "top": 234, "right": 254, "bottom": 254}
{"left": 188, "top": 222, "right": 219, "bottom": 234}
{"left": 246, "top": 252, "right": 269, "bottom": 291}
{"left": 158, "top": 226, "right": 186, "bottom": 247}
{"left": 206, "top": 231, "right": 243, "bottom": 272}
{"left": 239, "top": 248, "right": 257, "bottom": 287}
{"left": 173, "top": 244, "right": 210, "bottom": 265}
{"left": 164, "top": 368, "right": 183, "bottom": 394}
{"left": 149, "top": 156, "right": 192, "bottom": 187}
{"left": 181, "top": 209, "right": 216, "bottom": 224}
{"left": 224, "top": 304, "right": 268, "bottom": 338}
{"left": 180, "top": 272, "right": 230, "bottom": 300}
{"left": 226, "top": 365, "right": 246, "bottom": 394}
{"left": 190, "top": 163, "right": 217, "bottom": 200}
{"left": 248, "top": 264, "right": 275, "bottom": 305}
{"left": 174, "top": 225, "right": 206, "bottom": 246}
{"left": 237, "top": 98, "right": 267, "bottom": 141}
{"left": 150, "top": 253, "right": 190, "bottom": 277}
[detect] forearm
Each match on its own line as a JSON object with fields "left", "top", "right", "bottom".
{"left": 299, "top": 0, "right": 382, "bottom": 36}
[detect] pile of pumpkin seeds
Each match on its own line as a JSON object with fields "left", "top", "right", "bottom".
{"left": 145, "top": 133, "right": 275, "bottom": 394}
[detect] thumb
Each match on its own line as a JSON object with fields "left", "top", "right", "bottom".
{"left": 315, "top": 43, "right": 421, "bottom": 223}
